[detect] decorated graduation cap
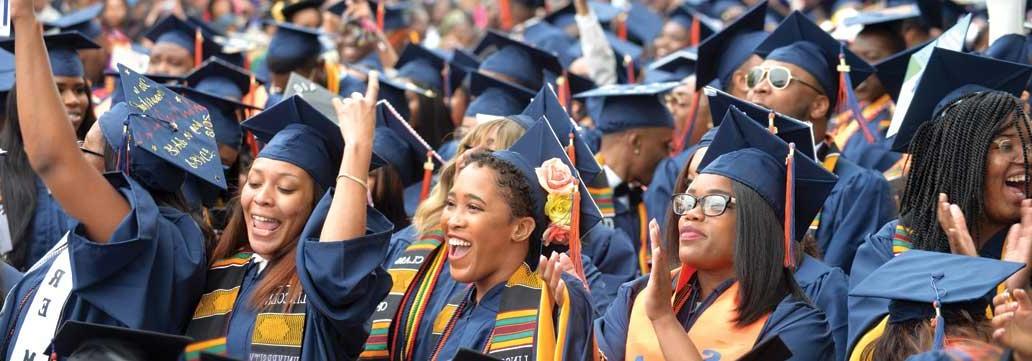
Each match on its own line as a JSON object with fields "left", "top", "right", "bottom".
{"left": 492, "top": 118, "right": 603, "bottom": 270}
{"left": 474, "top": 30, "right": 562, "bottom": 90}
{"left": 43, "top": 3, "right": 103, "bottom": 39}
{"left": 374, "top": 101, "right": 442, "bottom": 200}
{"left": 574, "top": 82, "right": 678, "bottom": 134}
{"left": 874, "top": 42, "right": 928, "bottom": 102}
{"left": 647, "top": 48, "right": 697, "bottom": 83}
{"left": 53, "top": 321, "right": 192, "bottom": 361}
{"left": 265, "top": 22, "right": 324, "bottom": 74}
{"left": 242, "top": 95, "right": 384, "bottom": 188}
{"left": 144, "top": 15, "right": 220, "bottom": 60}
{"left": 699, "top": 105, "right": 838, "bottom": 268}
{"left": 185, "top": 57, "right": 258, "bottom": 101}
{"left": 0, "top": 32, "right": 99, "bottom": 78}
{"left": 851, "top": 250, "right": 1024, "bottom": 351}
{"left": 754, "top": 11, "right": 875, "bottom": 111}
{"left": 465, "top": 71, "right": 535, "bottom": 118}
{"left": 170, "top": 85, "right": 258, "bottom": 150}
{"left": 522, "top": 84, "right": 602, "bottom": 183}
{"left": 667, "top": 4, "right": 720, "bottom": 46}
{"left": 695, "top": 0, "right": 767, "bottom": 90}
{"left": 396, "top": 43, "right": 447, "bottom": 93}
{"left": 100, "top": 65, "right": 228, "bottom": 192}
{"left": 105, "top": 71, "right": 184, "bottom": 105}
{"left": 889, "top": 48, "right": 1032, "bottom": 152}
{"left": 705, "top": 87, "right": 816, "bottom": 159}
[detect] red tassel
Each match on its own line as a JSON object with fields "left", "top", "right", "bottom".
{"left": 499, "top": 0, "right": 513, "bottom": 31}
{"left": 376, "top": 1, "right": 385, "bottom": 33}
{"left": 783, "top": 143, "right": 796, "bottom": 270}
{"left": 623, "top": 55, "right": 636, "bottom": 84}
{"left": 689, "top": 17, "right": 701, "bottom": 47}
{"left": 672, "top": 91, "right": 701, "bottom": 154}
{"left": 565, "top": 133, "right": 586, "bottom": 283}
{"left": 419, "top": 152, "right": 434, "bottom": 201}
{"left": 557, "top": 73, "right": 570, "bottom": 112}
{"left": 616, "top": 13, "right": 628, "bottom": 41}
{"left": 194, "top": 29, "right": 203, "bottom": 69}
{"left": 837, "top": 53, "right": 876, "bottom": 144}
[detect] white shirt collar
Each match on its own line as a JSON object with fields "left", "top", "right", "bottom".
{"left": 250, "top": 253, "right": 269, "bottom": 274}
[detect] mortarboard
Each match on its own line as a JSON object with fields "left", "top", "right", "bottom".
{"left": 850, "top": 250, "right": 1024, "bottom": 350}
{"left": 185, "top": 57, "right": 258, "bottom": 101}
{"left": 522, "top": 85, "right": 602, "bottom": 182}
{"left": 523, "top": 21, "right": 577, "bottom": 63}
{"left": 574, "top": 82, "right": 679, "bottom": 134}
{"left": 492, "top": 118, "right": 603, "bottom": 269}
{"left": 43, "top": 3, "right": 104, "bottom": 39}
{"left": 374, "top": 101, "right": 442, "bottom": 187}
{"left": 695, "top": 1, "right": 767, "bottom": 90}
{"left": 699, "top": 105, "right": 838, "bottom": 242}
{"left": 841, "top": 3, "right": 921, "bottom": 29}
{"left": 618, "top": 3, "right": 663, "bottom": 46}
{"left": 542, "top": 69, "right": 596, "bottom": 96}
{"left": 874, "top": 41, "right": 929, "bottom": 103}
{"left": 100, "top": 65, "right": 228, "bottom": 192}
{"left": 241, "top": 95, "right": 384, "bottom": 188}
{"left": 144, "top": 15, "right": 220, "bottom": 57}
{"left": 265, "top": 22, "right": 324, "bottom": 74}
{"left": 284, "top": 72, "right": 338, "bottom": 122}
{"left": 667, "top": 4, "right": 720, "bottom": 42}
{"left": 647, "top": 48, "right": 697, "bottom": 83}
{"left": 474, "top": 30, "right": 562, "bottom": 90}
{"left": 377, "top": 71, "right": 435, "bottom": 121}
{"left": 465, "top": 71, "right": 535, "bottom": 118}
{"left": 705, "top": 87, "right": 816, "bottom": 159}
{"left": 562, "top": 31, "right": 644, "bottom": 84}
{"left": 396, "top": 43, "right": 447, "bottom": 93}
{"left": 105, "top": 71, "right": 183, "bottom": 105}
{"left": 170, "top": 85, "right": 258, "bottom": 150}
{"left": 754, "top": 11, "right": 875, "bottom": 110}
{"left": 53, "top": 321, "right": 192, "bottom": 361}
{"left": 445, "top": 49, "right": 480, "bottom": 96}
{"left": 0, "top": 32, "right": 99, "bottom": 78}
{"left": 889, "top": 48, "right": 1032, "bottom": 152}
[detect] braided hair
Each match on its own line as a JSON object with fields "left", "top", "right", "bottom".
{"left": 900, "top": 91, "right": 1032, "bottom": 252}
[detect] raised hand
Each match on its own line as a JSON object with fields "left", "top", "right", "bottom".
{"left": 937, "top": 193, "right": 978, "bottom": 256}
{"left": 539, "top": 251, "right": 576, "bottom": 305}
{"left": 334, "top": 70, "right": 379, "bottom": 149}
{"left": 1004, "top": 199, "right": 1032, "bottom": 290}
{"left": 993, "top": 289, "right": 1032, "bottom": 359}
{"left": 642, "top": 219, "right": 675, "bottom": 322}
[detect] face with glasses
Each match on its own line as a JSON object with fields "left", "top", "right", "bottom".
{"left": 671, "top": 173, "right": 737, "bottom": 271}
{"left": 985, "top": 121, "right": 1032, "bottom": 223}
{"left": 746, "top": 60, "right": 830, "bottom": 135}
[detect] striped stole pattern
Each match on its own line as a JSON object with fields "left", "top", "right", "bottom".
{"left": 588, "top": 187, "right": 615, "bottom": 218}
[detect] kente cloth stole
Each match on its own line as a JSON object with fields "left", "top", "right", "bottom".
{"left": 360, "top": 230, "right": 447, "bottom": 360}
{"left": 184, "top": 252, "right": 307, "bottom": 361}
{"left": 430, "top": 264, "right": 563, "bottom": 361}
{"left": 588, "top": 187, "right": 616, "bottom": 219}
{"left": 625, "top": 269, "right": 768, "bottom": 361}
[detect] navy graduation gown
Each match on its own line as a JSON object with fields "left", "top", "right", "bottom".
{"left": 0, "top": 174, "right": 207, "bottom": 359}
{"left": 581, "top": 224, "right": 639, "bottom": 313}
{"left": 796, "top": 255, "right": 849, "bottom": 361}
{"left": 815, "top": 157, "right": 896, "bottom": 273}
{"left": 838, "top": 105, "right": 900, "bottom": 173}
{"left": 225, "top": 189, "right": 394, "bottom": 361}
{"left": 437, "top": 140, "right": 459, "bottom": 163}
{"left": 595, "top": 275, "right": 835, "bottom": 361}
{"left": 23, "top": 177, "right": 77, "bottom": 269}
{"left": 402, "top": 182, "right": 423, "bottom": 218}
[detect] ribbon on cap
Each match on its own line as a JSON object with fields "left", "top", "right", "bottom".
{"left": 783, "top": 143, "right": 797, "bottom": 270}
{"left": 836, "top": 45, "right": 877, "bottom": 144}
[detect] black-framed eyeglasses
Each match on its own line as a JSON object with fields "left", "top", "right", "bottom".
{"left": 746, "top": 66, "right": 824, "bottom": 95}
{"left": 671, "top": 193, "right": 736, "bottom": 217}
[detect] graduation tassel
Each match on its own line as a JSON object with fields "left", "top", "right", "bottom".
{"left": 623, "top": 54, "right": 636, "bottom": 84}
{"left": 194, "top": 29, "right": 203, "bottom": 70}
{"left": 566, "top": 132, "right": 586, "bottom": 284}
{"left": 616, "top": 13, "right": 628, "bottom": 41}
{"left": 837, "top": 47, "right": 877, "bottom": 144}
{"left": 931, "top": 274, "right": 946, "bottom": 350}
{"left": 783, "top": 143, "right": 797, "bottom": 270}
{"left": 419, "top": 152, "right": 434, "bottom": 201}
{"left": 325, "top": 60, "right": 340, "bottom": 95}
{"left": 767, "top": 112, "right": 778, "bottom": 134}
{"left": 672, "top": 91, "right": 701, "bottom": 154}
{"left": 499, "top": 0, "right": 513, "bottom": 31}
{"left": 557, "top": 73, "right": 570, "bottom": 112}
{"left": 376, "top": 1, "right": 385, "bottom": 33}
{"left": 689, "top": 17, "right": 701, "bottom": 47}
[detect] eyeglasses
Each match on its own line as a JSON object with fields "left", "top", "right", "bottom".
{"left": 746, "top": 66, "right": 824, "bottom": 95}
{"left": 671, "top": 193, "right": 736, "bottom": 217}
{"left": 992, "top": 136, "right": 1032, "bottom": 160}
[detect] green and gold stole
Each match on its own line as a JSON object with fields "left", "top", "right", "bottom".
{"left": 360, "top": 229, "right": 449, "bottom": 360}
{"left": 429, "top": 264, "right": 567, "bottom": 361}
{"left": 183, "top": 252, "right": 308, "bottom": 361}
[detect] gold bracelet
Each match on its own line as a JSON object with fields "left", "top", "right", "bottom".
{"left": 336, "top": 173, "right": 368, "bottom": 190}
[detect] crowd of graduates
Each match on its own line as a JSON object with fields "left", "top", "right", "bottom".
{"left": 6, "top": 0, "right": 1032, "bottom": 360}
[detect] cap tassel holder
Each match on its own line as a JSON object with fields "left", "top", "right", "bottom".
{"left": 783, "top": 143, "right": 797, "bottom": 270}
{"left": 499, "top": 0, "right": 514, "bottom": 31}
{"left": 672, "top": 91, "right": 702, "bottom": 154}
{"left": 557, "top": 73, "right": 570, "bottom": 112}
{"left": 194, "top": 29, "right": 204, "bottom": 70}
{"left": 837, "top": 47, "right": 877, "bottom": 144}
{"left": 376, "top": 1, "right": 386, "bottom": 33}
{"left": 419, "top": 151, "right": 434, "bottom": 201}
{"left": 624, "top": 55, "right": 636, "bottom": 84}
{"left": 566, "top": 132, "right": 587, "bottom": 284}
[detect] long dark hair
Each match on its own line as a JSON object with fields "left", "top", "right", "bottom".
{"left": 860, "top": 308, "right": 993, "bottom": 361}
{"left": 370, "top": 166, "right": 411, "bottom": 230}
{"left": 411, "top": 91, "right": 454, "bottom": 150}
{"left": 901, "top": 91, "right": 1032, "bottom": 252}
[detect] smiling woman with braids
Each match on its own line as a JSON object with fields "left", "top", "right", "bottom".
{"left": 848, "top": 49, "right": 1032, "bottom": 360}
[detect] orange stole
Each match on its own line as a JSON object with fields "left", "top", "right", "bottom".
{"left": 625, "top": 282, "right": 768, "bottom": 361}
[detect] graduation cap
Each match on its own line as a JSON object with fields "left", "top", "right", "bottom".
{"left": 889, "top": 47, "right": 1032, "bottom": 152}
{"left": 850, "top": 250, "right": 1024, "bottom": 351}
{"left": 374, "top": 101, "right": 442, "bottom": 191}
{"left": 699, "top": 105, "right": 838, "bottom": 258}
{"left": 754, "top": 11, "right": 875, "bottom": 110}
{"left": 522, "top": 85, "right": 602, "bottom": 182}
{"left": 396, "top": 43, "right": 447, "bottom": 93}
{"left": 170, "top": 85, "right": 258, "bottom": 150}
{"left": 443, "top": 49, "right": 480, "bottom": 98}
{"left": 841, "top": 3, "right": 921, "bottom": 28}
{"left": 616, "top": 3, "right": 663, "bottom": 47}
{"left": 185, "top": 57, "right": 257, "bottom": 101}
{"left": 667, "top": 4, "right": 720, "bottom": 45}
{"left": 265, "top": 22, "right": 324, "bottom": 74}
{"left": 562, "top": 31, "right": 644, "bottom": 84}
{"left": 0, "top": 32, "right": 99, "bottom": 78}
{"left": 465, "top": 71, "right": 535, "bottom": 118}
{"left": 105, "top": 71, "right": 184, "bottom": 105}
{"left": 474, "top": 30, "right": 562, "bottom": 90}
{"left": 705, "top": 87, "right": 816, "bottom": 159}
{"left": 52, "top": 321, "right": 192, "bottom": 361}
{"left": 574, "top": 82, "right": 678, "bottom": 134}
{"left": 874, "top": 41, "right": 929, "bottom": 102}
{"left": 378, "top": 72, "right": 435, "bottom": 121}
{"left": 523, "top": 21, "right": 577, "bottom": 63}
{"left": 695, "top": 1, "right": 767, "bottom": 90}
{"left": 284, "top": 72, "right": 338, "bottom": 122}
{"left": 100, "top": 65, "right": 228, "bottom": 192}
{"left": 242, "top": 95, "right": 384, "bottom": 188}
{"left": 273, "top": 0, "right": 324, "bottom": 22}
{"left": 542, "top": 1, "right": 621, "bottom": 30}
{"left": 493, "top": 118, "right": 603, "bottom": 269}
{"left": 43, "top": 3, "right": 103, "bottom": 39}
{"left": 647, "top": 49, "right": 697, "bottom": 83}
{"left": 144, "top": 15, "right": 220, "bottom": 58}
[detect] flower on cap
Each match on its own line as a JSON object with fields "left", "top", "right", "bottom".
{"left": 536, "top": 158, "right": 576, "bottom": 195}
{"left": 536, "top": 157, "right": 576, "bottom": 246}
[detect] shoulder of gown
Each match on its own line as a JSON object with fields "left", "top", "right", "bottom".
{"left": 383, "top": 223, "right": 420, "bottom": 269}
{"left": 846, "top": 219, "right": 897, "bottom": 353}
{"left": 817, "top": 158, "right": 897, "bottom": 273}
{"left": 581, "top": 223, "right": 640, "bottom": 313}
{"left": 795, "top": 255, "right": 849, "bottom": 361}
{"left": 761, "top": 295, "right": 836, "bottom": 361}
